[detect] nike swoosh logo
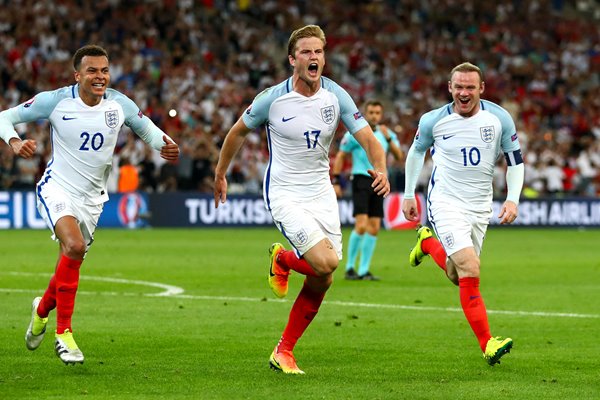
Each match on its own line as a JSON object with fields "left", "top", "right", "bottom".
{"left": 442, "top": 134, "right": 456, "bottom": 140}
{"left": 269, "top": 266, "right": 276, "bottom": 277}
{"left": 469, "top": 295, "right": 481, "bottom": 300}
{"left": 282, "top": 116, "right": 296, "bottom": 122}
{"left": 62, "top": 116, "right": 77, "bottom": 120}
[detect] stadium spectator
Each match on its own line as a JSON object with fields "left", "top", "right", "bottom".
{"left": 332, "top": 99, "right": 403, "bottom": 281}
{"left": 0, "top": 1, "right": 598, "bottom": 196}
{"left": 575, "top": 137, "right": 599, "bottom": 196}
{"left": 542, "top": 159, "right": 565, "bottom": 195}
{"left": 0, "top": 45, "right": 180, "bottom": 365}
{"left": 401, "top": 62, "right": 524, "bottom": 365}
{"left": 118, "top": 157, "right": 140, "bottom": 193}
{"left": 213, "top": 25, "right": 389, "bottom": 374}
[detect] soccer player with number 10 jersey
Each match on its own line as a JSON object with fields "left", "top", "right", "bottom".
{"left": 402, "top": 62, "right": 524, "bottom": 366}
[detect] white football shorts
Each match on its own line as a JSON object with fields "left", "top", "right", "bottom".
{"left": 427, "top": 202, "right": 492, "bottom": 256}
{"left": 36, "top": 178, "right": 103, "bottom": 249}
{"left": 268, "top": 189, "right": 342, "bottom": 259}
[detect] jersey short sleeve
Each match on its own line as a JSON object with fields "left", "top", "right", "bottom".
{"left": 242, "top": 80, "right": 290, "bottom": 130}
{"left": 413, "top": 105, "right": 450, "bottom": 153}
{"left": 106, "top": 89, "right": 151, "bottom": 132}
{"left": 483, "top": 101, "right": 520, "bottom": 153}
{"left": 321, "top": 78, "right": 368, "bottom": 134}
{"left": 17, "top": 88, "right": 71, "bottom": 122}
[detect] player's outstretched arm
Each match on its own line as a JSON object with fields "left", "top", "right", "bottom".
{"left": 214, "top": 117, "right": 251, "bottom": 208}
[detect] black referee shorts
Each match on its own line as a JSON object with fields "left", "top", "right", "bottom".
{"left": 351, "top": 174, "right": 384, "bottom": 218}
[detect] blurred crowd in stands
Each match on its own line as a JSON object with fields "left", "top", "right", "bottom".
{"left": 1, "top": 0, "right": 599, "bottom": 198}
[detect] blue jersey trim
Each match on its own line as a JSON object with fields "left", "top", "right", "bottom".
{"left": 36, "top": 174, "right": 54, "bottom": 228}
{"left": 265, "top": 125, "right": 273, "bottom": 210}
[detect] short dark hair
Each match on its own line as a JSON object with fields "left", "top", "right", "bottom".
{"left": 72, "top": 45, "right": 109, "bottom": 71}
{"left": 364, "top": 99, "right": 384, "bottom": 109}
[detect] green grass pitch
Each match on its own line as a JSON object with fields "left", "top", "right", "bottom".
{"left": 0, "top": 227, "right": 599, "bottom": 399}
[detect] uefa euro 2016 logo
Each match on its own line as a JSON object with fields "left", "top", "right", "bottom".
{"left": 117, "top": 193, "right": 148, "bottom": 228}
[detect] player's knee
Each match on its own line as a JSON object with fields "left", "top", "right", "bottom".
{"left": 459, "top": 260, "right": 480, "bottom": 277}
{"left": 311, "top": 254, "right": 339, "bottom": 276}
{"left": 62, "top": 239, "right": 86, "bottom": 260}
{"left": 354, "top": 224, "right": 367, "bottom": 235}
{"left": 366, "top": 226, "right": 379, "bottom": 236}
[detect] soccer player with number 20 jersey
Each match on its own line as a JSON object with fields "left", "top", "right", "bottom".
{"left": 0, "top": 45, "right": 179, "bottom": 364}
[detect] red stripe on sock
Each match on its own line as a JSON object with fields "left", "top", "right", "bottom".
{"left": 55, "top": 255, "right": 82, "bottom": 334}
{"left": 422, "top": 237, "right": 447, "bottom": 271}
{"left": 459, "top": 277, "right": 491, "bottom": 351}
{"left": 278, "top": 282, "right": 325, "bottom": 352}
{"left": 278, "top": 250, "right": 318, "bottom": 277}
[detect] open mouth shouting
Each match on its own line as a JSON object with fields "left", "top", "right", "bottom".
{"left": 308, "top": 63, "right": 319, "bottom": 77}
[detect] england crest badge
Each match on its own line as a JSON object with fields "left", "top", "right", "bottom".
{"left": 105, "top": 110, "right": 119, "bottom": 129}
{"left": 321, "top": 105, "right": 335, "bottom": 124}
{"left": 480, "top": 126, "right": 495, "bottom": 143}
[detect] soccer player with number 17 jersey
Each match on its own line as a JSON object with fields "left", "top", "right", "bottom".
{"left": 0, "top": 45, "right": 180, "bottom": 364}
{"left": 402, "top": 62, "right": 524, "bottom": 366}
{"left": 214, "top": 25, "right": 389, "bottom": 374}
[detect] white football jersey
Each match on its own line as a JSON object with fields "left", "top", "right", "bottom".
{"left": 412, "top": 100, "right": 521, "bottom": 212}
{"left": 1, "top": 84, "right": 166, "bottom": 204}
{"left": 243, "top": 77, "right": 367, "bottom": 208}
